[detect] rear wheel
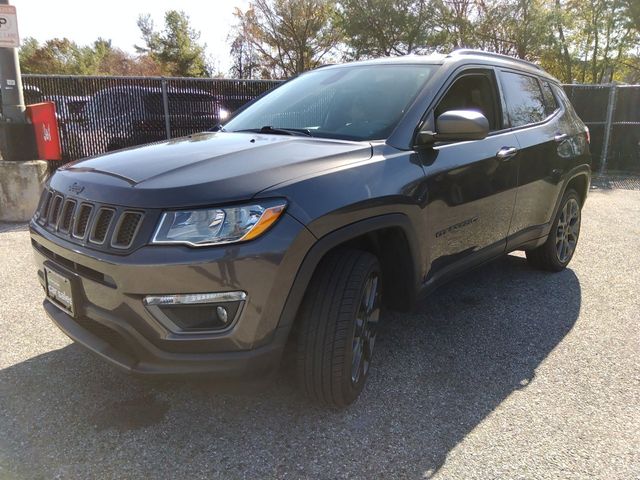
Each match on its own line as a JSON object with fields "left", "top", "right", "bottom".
{"left": 295, "top": 248, "right": 382, "bottom": 408}
{"left": 526, "top": 189, "right": 582, "bottom": 271}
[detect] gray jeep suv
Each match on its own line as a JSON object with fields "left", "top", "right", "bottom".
{"left": 30, "top": 50, "right": 590, "bottom": 407}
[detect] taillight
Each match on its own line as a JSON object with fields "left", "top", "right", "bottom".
{"left": 584, "top": 126, "right": 590, "bottom": 144}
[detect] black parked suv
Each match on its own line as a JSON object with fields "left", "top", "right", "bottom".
{"left": 31, "top": 50, "right": 590, "bottom": 407}
{"left": 65, "top": 86, "right": 229, "bottom": 159}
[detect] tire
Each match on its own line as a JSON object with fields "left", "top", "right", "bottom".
{"left": 296, "top": 248, "right": 382, "bottom": 408}
{"left": 526, "top": 189, "right": 582, "bottom": 272}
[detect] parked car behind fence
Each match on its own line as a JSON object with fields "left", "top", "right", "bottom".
{"left": 63, "top": 86, "right": 229, "bottom": 159}
{"left": 22, "top": 75, "right": 281, "bottom": 163}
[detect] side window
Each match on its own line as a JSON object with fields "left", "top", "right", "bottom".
{"left": 500, "top": 71, "right": 546, "bottom": 127}
{"left": 540, "top": 81, "right": 559, "bottom": 116}
{"left": 551, "top": 84, "right": 573, "bottom": 112}
{"left": 83, "top": 95, "right": 105, "bottom": 119}
{"left": 111, "top": 93, "right": 133, "bottom": 116}
{"left": 434, "top": 72, "right": 501, "bottom": 131}
{"left": 86, "top": 93, "right": 118, "bottom": 120}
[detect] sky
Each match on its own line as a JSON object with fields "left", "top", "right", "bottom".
{"left": 12, "top": 0, "right": 250, "bottom": 74}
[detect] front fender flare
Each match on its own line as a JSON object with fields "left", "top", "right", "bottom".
{"left": 275, "top": 213, "right": 422, "bottom": 334}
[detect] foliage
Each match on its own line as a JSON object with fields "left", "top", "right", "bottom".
{"left": 233, "top": 0, "right": 342, "bottom": 78}
{"left": 471, "top": 0, "right": 554, "bottom": 59}
{"left": 556, "top": 0, "right": 639, "bottom": 83}
{"left": 19, "top": 37, "right": 162, "bottom": 76}
{"left": 338, "top": 0, "right": 445, "bottom": 58}
{"left": 136, "top": 10, "right": 210, "bottom": 77}
{"left": 228, "top": 7, "right": 262, "bottom": 79}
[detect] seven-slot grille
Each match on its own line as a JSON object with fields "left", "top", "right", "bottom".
{"left": 36, "top": 189, "right": 145, "bottom": 251}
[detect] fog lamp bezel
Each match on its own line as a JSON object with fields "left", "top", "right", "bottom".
{"left": 143, "top": 291, "right": 247, "bottom": 335}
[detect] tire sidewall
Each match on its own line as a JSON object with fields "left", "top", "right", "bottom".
{"left": 549, "top": 189, "right": 582, "bottom": 269}
{"left": 340, "top": 258, "right": 381, "bottom": 405}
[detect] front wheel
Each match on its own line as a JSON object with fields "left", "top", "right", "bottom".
{"left": 295, "top": 248, "right": 382, "bottom": 408}
{"left": 526, "top": 189, "right": 582, "bottom": 271}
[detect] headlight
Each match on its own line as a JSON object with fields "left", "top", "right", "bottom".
{"left": 152, "top": 200, "right": 287, "bottom": 246}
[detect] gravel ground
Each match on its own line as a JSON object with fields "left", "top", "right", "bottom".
{"left": 1, "top": 188, "right": 639, "bottom": 479}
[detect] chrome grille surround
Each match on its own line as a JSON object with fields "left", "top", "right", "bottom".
{"left": 73, "top": 203, "right": 93, "bottom": 239}
{"left": 48, "top": 195, "right": 64, "bottom": 227}
{"left": 111, "top": 211, "right": 144, "bottom": 250}
{"left": 58, "top": 199, "right": 77, "bottom": 233}
{"left": 89, "top": 208, "right": 115, "bottom": 244}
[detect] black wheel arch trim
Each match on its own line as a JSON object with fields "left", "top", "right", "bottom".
{"left": 275, "top": 213, "right": 422, "bottom": 334}
{"left": 556, "top": 165, "right": 591, "bottom": 213}
{"left": 505, "top": 165, "right": 590, "bottom": 253}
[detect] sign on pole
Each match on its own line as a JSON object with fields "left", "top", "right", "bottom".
{"left": 0, "top": 5, "right": 19, "bottom": 49}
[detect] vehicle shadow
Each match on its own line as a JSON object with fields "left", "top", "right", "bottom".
{"left": 1, "top": 254, "right": 581, "bottom": 479}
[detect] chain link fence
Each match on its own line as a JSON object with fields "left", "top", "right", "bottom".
{"left": 20, "top": 75, "right": 640, "bottom": 173}
{"left": 22, "top": 75, "right": 282, "bottom": 164}
{"left": 563, "top": 84, "right": 640, "bottom": 174}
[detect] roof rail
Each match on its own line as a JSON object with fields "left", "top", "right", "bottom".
{"left": 447, "top": 49, "right": 542, "bottom": 71}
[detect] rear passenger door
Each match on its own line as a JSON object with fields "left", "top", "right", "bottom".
{"left": 498, "top": 70, "right": 566, "bottom": 242}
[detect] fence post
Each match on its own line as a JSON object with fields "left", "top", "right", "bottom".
{"left": 599, "top": 84, "right": 617, "bottom": 174}
{"left": 161, "top": 77, "right": 171, "bottom": 140}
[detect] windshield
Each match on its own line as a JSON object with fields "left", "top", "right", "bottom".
{"left": 224, "top": 64, "right": 437, "bottom": 141}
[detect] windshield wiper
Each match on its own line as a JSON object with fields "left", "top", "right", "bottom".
{"left": 234, "top": 125, "right": 313, "bottom": 137}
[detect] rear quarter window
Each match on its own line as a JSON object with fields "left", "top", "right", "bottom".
{"left": 500, "top": 71, "right": 546, "bottom": 127}
{"left": 540, "top": 81, "right": 559, "bottom": 116}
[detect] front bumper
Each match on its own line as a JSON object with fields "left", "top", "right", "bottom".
{"left": 30, "top": 213, "right": 315, "bottom": 377}
{"left": 43, "top": 300, "right": 288, "bottom": 377}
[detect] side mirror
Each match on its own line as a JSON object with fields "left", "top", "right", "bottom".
{"left": 416, "top": 110, "right": 489, "bottom": 146}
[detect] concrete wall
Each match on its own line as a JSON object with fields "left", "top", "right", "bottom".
{"left": 0, "top": 160, "right": 49, "bottom": 222}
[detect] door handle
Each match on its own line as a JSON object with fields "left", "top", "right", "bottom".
{"left": 554, "top": 133, "right": 569, "bottom": 142}
{"left": 496, "top": 147, "right": 518, "bottom": 160}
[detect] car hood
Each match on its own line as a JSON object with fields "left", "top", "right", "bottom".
{"left": 50, "top": 132, "right": 373, "bottom": 208}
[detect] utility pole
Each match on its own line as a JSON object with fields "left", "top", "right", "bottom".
{"left": 0, "top": 0, "right": 24, "bottom": 124}
{"left": 0, "top": 0, "right": 47, "bottom": 223}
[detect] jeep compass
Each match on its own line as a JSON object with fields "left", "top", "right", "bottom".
{"left": 30, "top": 50, "right": 590, "bottom": 407}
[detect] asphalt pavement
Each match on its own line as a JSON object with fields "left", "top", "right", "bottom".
{"left": 1, "top": 186, "right": 638, "bottom": 479}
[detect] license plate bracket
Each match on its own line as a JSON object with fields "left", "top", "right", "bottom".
{"left": 45, "top": 266, "right": 76, "bottom": 317}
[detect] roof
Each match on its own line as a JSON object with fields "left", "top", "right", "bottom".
{"left": 316, "top": 49, "right": 556, "bottom": 81}
{"left": 93, "top": 85, "right": 217, "bottom": 97}
{"left": 322, "top": 53, "right": 446, "bottom": 68}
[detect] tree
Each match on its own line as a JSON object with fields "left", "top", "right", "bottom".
{"left": 544, "top": 0, "right": 575, "bottom": 82}
{"left": 19, "top": 38, "right": 86, "bottom": 75}
{"left": 136, "top": 10, "right": 211, "bottom": 77}
{"left": 546, "top": 0, "right": 638, "bottom": 83}
{"left": 228, "top": 7, "right": 262, "bottom": 79}
{"left": 235, "top": 0, "right": 342, "bottom": 78}
{"left": 472, "top": 0, "right": 553, "bottom": 59}
{"left": 623, "top": 0, "right": 640, "bottom": 31}
{"left": 19, "top": 37, "right": 163, "bottom": 76}
{"left": 339, "top": 0, "right": 444, "bottom": 58}
{"left": 434, "top": 0, "right": 476, "bottom": 50}
{"left": 336, "top": 0, "right": 639, "bottom": 84}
